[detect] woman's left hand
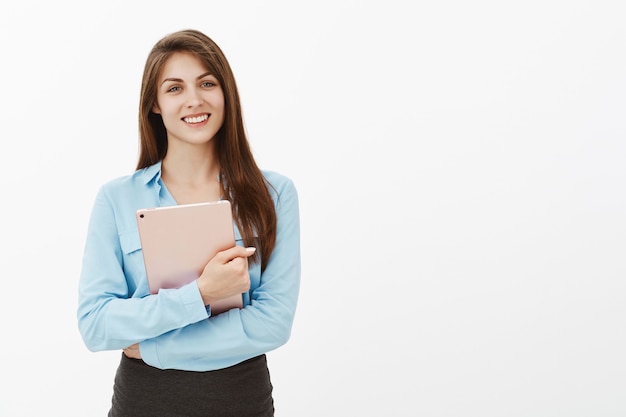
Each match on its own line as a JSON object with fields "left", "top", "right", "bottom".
{"left": 123, "top": 343, "right": 142, "bottom": 359}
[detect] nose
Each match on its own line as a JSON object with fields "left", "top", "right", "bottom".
{"left": 185, "top": 87, "right": 203, "bottom": 107}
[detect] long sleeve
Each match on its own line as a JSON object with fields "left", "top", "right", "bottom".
{"left": 77, "top": 165, "right": 301, "bottom": 371}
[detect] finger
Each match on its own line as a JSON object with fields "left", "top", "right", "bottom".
{"left": 215, "top": 246, "right": 256, "bottom": 263}
{"left": 227, "top": 256, "right": 250, "bottom": 272}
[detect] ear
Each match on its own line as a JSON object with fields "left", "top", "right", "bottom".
{"left": 152, "top": 103, "right": 161, "bottom": 114}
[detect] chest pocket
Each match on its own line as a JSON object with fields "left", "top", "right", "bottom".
{"left": 119, "top": 230, "right": 148, "bottom": 295}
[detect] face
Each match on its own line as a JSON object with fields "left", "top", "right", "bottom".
{"left": 153, "top": 52, "right": 225, "bottom": 148}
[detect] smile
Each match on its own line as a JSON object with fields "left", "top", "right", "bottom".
{"left": 183, "top": 114, "right": 209, "bottom": 124}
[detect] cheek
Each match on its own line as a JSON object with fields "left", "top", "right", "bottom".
{"left": 211, "top": 96, "right": 226, "bottom": 123}
{"left": 213, "top": 89, "right": 225, "bottom": 111}
{"left": 154, "top": 93, "right": 180, "bottom": 114}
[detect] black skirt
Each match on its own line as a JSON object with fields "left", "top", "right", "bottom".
{"left": 108, "top": 353, "right": 274, "bottom": 417}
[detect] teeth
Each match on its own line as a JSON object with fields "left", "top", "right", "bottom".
{"left": 184, "top": 114, "right": 209, "bottom": 123}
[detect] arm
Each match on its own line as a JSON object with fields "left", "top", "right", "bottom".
{"left": 77, "top": 186, "right": 210, "bottom": 352}
{"left": 139, "top": 177, "right": 301, "bottom": 371}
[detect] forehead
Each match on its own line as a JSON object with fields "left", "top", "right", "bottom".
{"left": 159, "top": 51, "right": 210, "bottom": 81}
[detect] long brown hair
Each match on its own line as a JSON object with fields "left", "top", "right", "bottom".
{"left": 136, "top": 29, "right": 276, "bottom": 270}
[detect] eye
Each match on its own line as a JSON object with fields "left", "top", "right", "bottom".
{"left": 166, "top": 85, "right": 182, "bottom": 93}
{"left": 201, "top": 81, "right": 216, "bottom": 88}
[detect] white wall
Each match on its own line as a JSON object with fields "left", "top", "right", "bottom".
{"left": 1, "top": 1, "right": 624, "bottom": 416}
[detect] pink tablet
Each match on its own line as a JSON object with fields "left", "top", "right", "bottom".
{"left": 136, "top": 200, "right": 244, "bottom": 315}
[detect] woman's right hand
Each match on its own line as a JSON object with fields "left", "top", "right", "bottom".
{"left": 196, "top": 246, "right": 256, "bottom": 306}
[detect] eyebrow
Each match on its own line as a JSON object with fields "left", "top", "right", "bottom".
{"left": 160, "top": 71, "right": 214, "bottom": 86}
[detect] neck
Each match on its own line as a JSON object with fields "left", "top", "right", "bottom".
{"left": 161, "top": 145, "right": 220, "bottom": 186}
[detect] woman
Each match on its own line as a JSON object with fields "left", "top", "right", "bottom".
{"left": 77, "top": 29, "right": 300, "bottom": 416}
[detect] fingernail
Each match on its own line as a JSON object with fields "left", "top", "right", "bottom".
{"left": 246, "top": 247, "right": 256, "bottom": 252}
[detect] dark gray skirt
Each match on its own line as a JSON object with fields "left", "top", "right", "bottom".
{"left": 108, "top": 353, "right": 274, "bottom": 417}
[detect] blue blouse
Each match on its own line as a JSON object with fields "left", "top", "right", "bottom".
{"left": 77, "top": 161, "right": 301, "bottom": 371}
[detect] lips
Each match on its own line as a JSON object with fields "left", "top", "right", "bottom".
{"left": 183, "top": 114, "right": 209, "bottom": 124}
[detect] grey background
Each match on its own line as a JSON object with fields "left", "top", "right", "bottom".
{"left": 1, "top": 1, "right": 624, "bottom": 416}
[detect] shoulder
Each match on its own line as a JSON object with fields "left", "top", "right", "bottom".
{"left": 262, "top": 169, "right": 298, "bottom": 198}
{"left": 94, "top": 163, "right": 161, "bottom": 217}
{"left": 261, "top": 169, "right": 299, "bottom": 211}
{"left": 98, "top": 170, "right": 144, "bottom": 197}
{"left": 262, "top": 169, "right": 296, "bottom": 191}
{"left": 98, "top": 163, "right": 160, "bottom": 198}
{"left": 89, "top": 165, "right": 161, "bottom": 232}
